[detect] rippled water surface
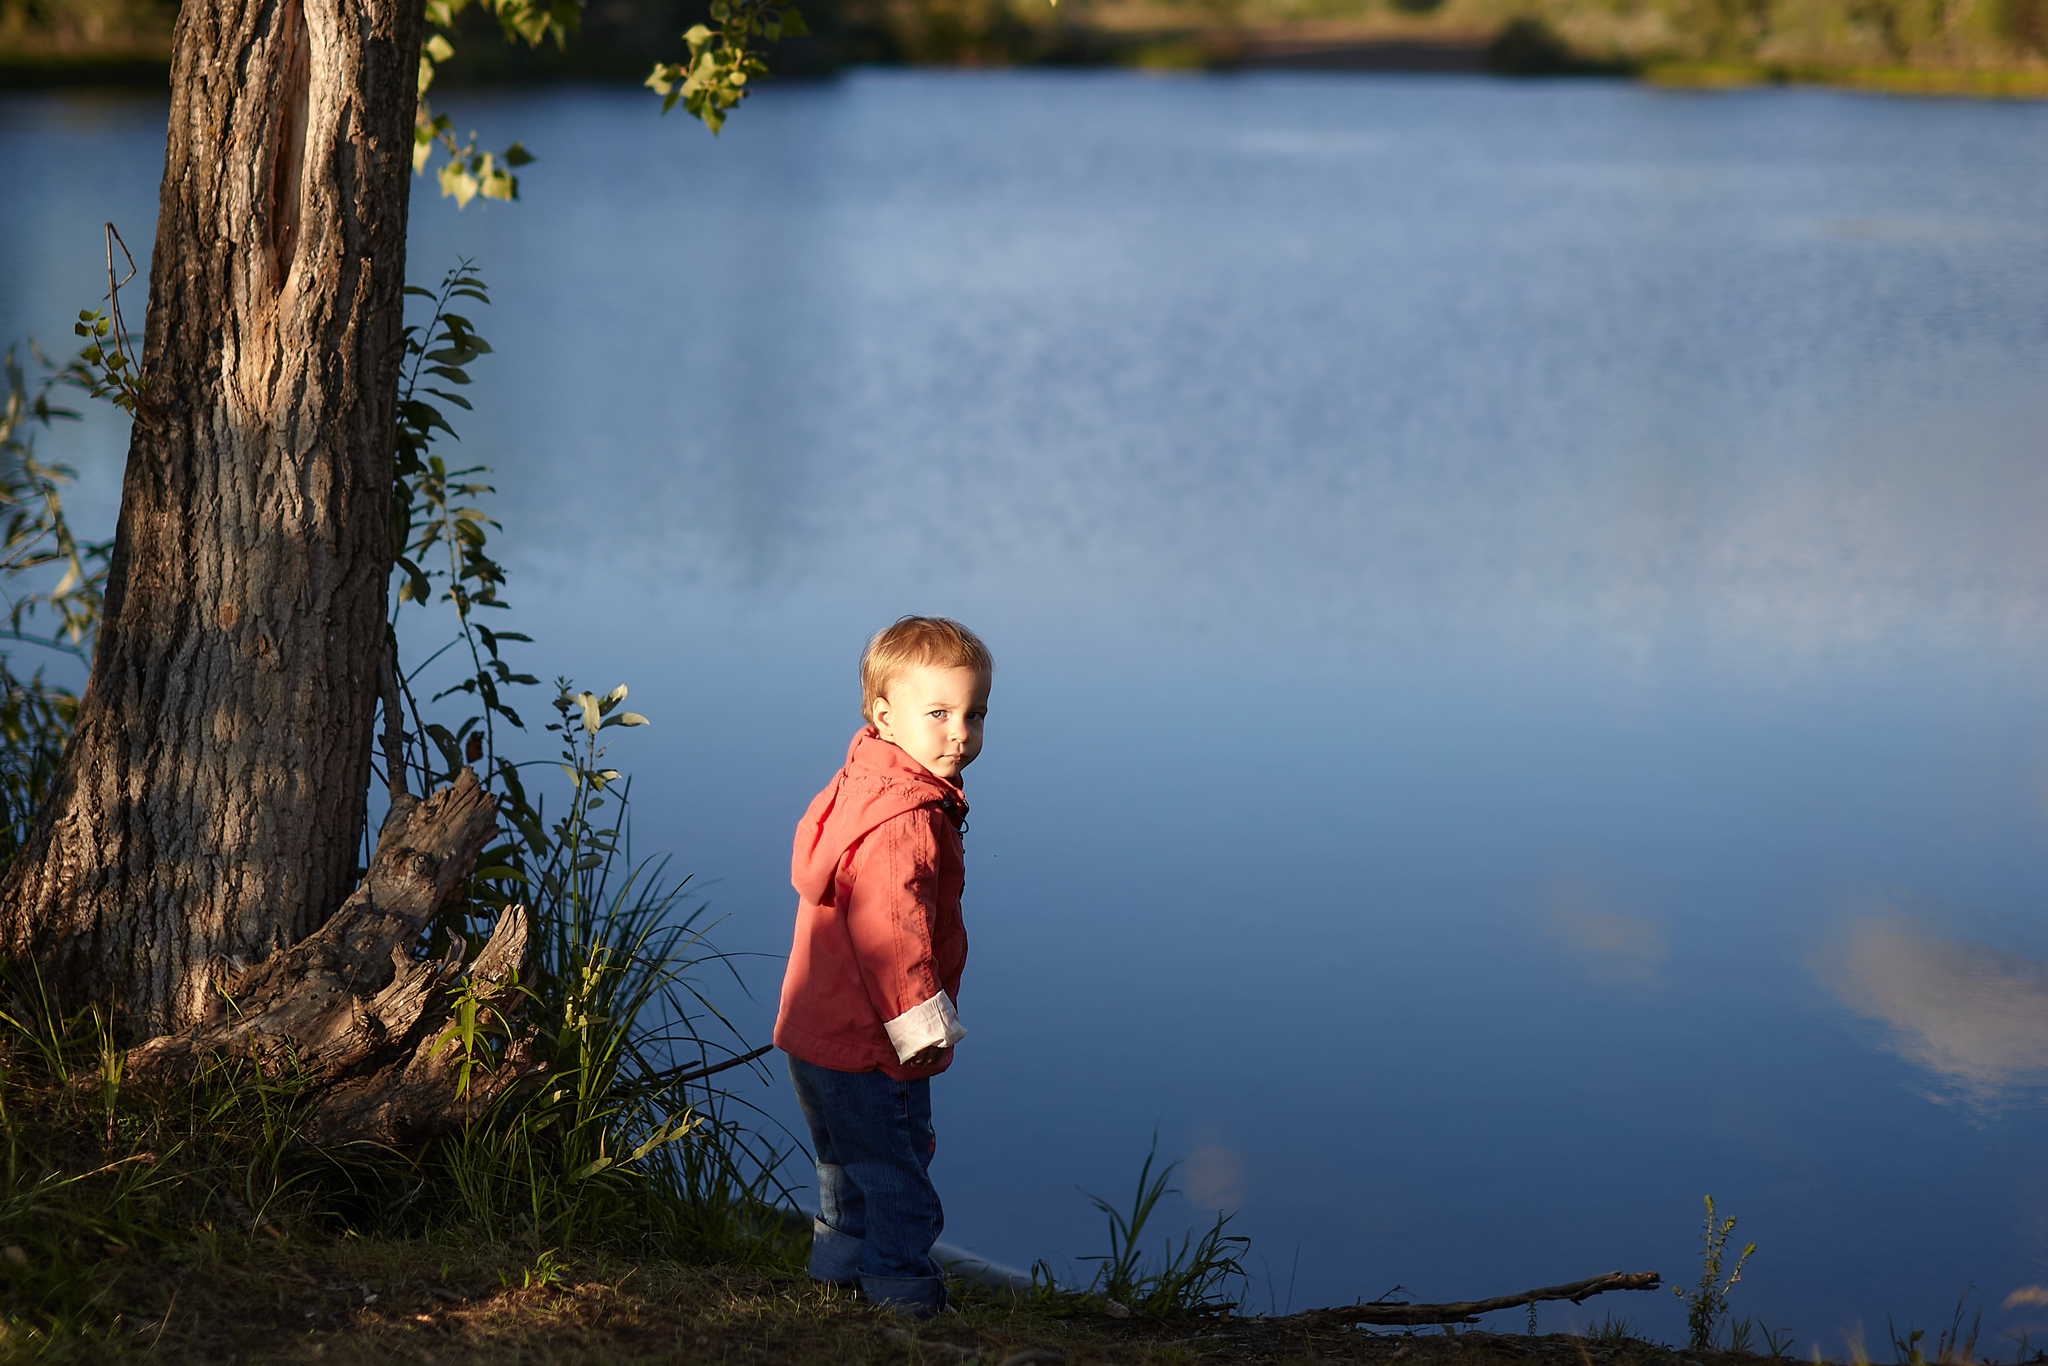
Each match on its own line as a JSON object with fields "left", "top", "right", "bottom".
{"left": 5, "top": 71, "right": 2048, "bottom": 1341}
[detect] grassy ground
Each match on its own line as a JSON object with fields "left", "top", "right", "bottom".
{"left": 1638, "top": 59, "right": 2048, "bottom": 93}
{"left": 0, "top": 1228, "right": 1770, "bottom": 1366}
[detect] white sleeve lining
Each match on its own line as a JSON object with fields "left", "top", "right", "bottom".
{"left": 883, "top": 990, "right": 967, "bottom": 1063}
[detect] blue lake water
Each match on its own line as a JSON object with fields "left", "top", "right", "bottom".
{"left": 4, "top": 71, "right": 2048, "bottom": 1348}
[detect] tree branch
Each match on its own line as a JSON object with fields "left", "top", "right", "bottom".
{"left": 641, "top": 1043, "right": 774, "bottom": 1090}
{"left": 1293, "top": 1271, "right": 1663, "bottom": 1327}
{"left": 380, "top": 633, "right": 409, "bottom": 802}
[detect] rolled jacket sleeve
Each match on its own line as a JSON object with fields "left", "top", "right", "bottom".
{"left": 843, "top": 808, "right": 969, "bottom": 1061}
{"left": 883, "top": 990, "right": 968, "bottom": 1062}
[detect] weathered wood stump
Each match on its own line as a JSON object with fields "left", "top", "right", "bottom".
{"left": 127, "top": 768, "right": 540, "bottom": 1145}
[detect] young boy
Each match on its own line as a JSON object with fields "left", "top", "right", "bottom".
{"left": 774, "top": 616, "right": 993, "bottom": 1318}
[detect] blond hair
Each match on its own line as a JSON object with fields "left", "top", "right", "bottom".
{"left": 860, "top": 617, "right": 993, "bottom": 723}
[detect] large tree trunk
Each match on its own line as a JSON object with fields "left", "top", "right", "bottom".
{"left": 0, "top": 0, "right": 421, "bottom": 1032}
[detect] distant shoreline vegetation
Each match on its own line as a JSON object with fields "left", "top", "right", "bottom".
{"left": 3, "top": 0, "right": 2045, "bottom": 94}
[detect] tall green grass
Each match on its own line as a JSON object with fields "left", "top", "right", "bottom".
{"left": 1065, "top": 1139, "right": 1250, "bottom": 1317}
{"left": 422, "top": 680, "right": 799, "bottom": 1262}
{"left": 0, "top": 725, "right": 802, "bottom": 1347}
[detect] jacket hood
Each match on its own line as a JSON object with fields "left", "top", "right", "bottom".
{"left": 791, "top": 727, "right": 967, "bottom": 906}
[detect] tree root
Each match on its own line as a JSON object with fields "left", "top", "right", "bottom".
{"left": 126, "top": 768, "right": 539, "bottom": 1145}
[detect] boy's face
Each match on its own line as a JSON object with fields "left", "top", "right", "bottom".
{"left": 871, "top": 664, "right": 990, "bottom": 783}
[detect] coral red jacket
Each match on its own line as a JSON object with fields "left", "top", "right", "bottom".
{"left": 774, "top": 727, "right": 970, "bottom": 1080}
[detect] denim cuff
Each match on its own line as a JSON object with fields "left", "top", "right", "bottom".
{"left": 861, "top": 1272, "right": 947, "bottom": 1318}
{"left": 809, "top": 1218, "right": 862, "bottom": 1285}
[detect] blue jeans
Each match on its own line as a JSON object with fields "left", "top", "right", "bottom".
{"left": 787, "top": 1054, "right": 947, "bottom": 1316}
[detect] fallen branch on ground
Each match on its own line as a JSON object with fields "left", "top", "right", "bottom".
{"left": 1293, "top": 1270, "right": 1663, "bottom": 1327}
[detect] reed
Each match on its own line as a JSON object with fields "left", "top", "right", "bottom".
{"left": 1068, "top": 1138, "right": 1251, "bottom": 1317}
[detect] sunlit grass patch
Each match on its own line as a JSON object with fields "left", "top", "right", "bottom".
{"left": 1641, "top": 60, "right": 2048, "bottom": 95}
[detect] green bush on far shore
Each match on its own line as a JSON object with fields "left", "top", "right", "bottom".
{"left": 6, "top": 0, "right": 2048, "bottom": 91}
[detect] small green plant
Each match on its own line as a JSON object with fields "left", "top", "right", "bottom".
{"left": 1076, "top": 1138, "right": 1249, "bottom": 1317}
{"left": 505, "top": 1245, "right": 571, "bottom": 1290}
{"left": 1674, "top": 1194, "right": 1756, "bottom": 1351}
{"left": 1760, "top": 1319, "right": 1798, "bottom": 1359}
{"left": 1591, "top": 1312, "right": 1640, "bottom": 1347}
{"left": 69, "top": 225, "right": 146, "bottom": 415}
{"left": 1939, "top": 1290, "right": 1982, "bottom": 1365}
{"left": 1889, "top": 1291, "right": 1983, "bottom": 1366}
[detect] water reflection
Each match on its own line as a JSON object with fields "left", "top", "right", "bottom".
{"left": 1545, "top": 879, "right": 1668, "bottom": 991}
{"left": 1182, "top": 1143, "right": 1247, "bottom": 1213}
{"left": 1820, "top": 916, "right": 2048, "bottom": 1106}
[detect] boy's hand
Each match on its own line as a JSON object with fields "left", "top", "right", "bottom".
{"left": 906, "top": 1044, "right": 948, "bottom": 1068}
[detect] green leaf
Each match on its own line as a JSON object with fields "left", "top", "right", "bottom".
{"left": 439, "top": 159, "right": 480, "bottom": 208}
{"left": 400, "top": 400, "right": 457, "bottom": 439}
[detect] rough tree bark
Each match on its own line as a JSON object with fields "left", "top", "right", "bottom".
{"left": 0, "top": 0, "right": 423, "bottom": 1032}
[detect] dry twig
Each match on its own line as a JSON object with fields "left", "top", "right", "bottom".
{"left": 1294, "top": 1271, "right": 1663, "bottom": 1327}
